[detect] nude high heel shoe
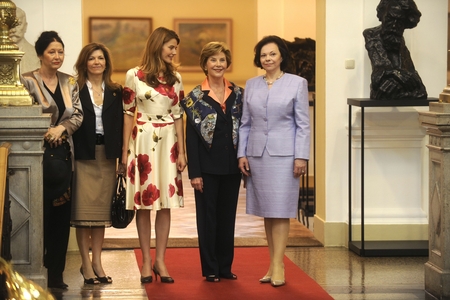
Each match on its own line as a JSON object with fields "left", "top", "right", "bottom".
{"left": 271, "top": 279, "right": 286, "bottom": 287}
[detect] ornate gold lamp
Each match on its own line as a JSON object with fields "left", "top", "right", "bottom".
{"left": 442, "top": 50, "right": 450, "bottom": 103}
{"left": 0, "top": 257, "right": 55, "bottom": 300}
{"left": 0, "top": 0, "right": 31, "bottom": 106}
{"left": 439, "top": 85, "right": 450, "bottom": 103}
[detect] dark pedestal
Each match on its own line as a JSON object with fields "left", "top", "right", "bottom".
{"left": 347, "top": 97, "right": 438, "bottom": 257}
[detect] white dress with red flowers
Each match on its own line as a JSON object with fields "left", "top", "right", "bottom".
{"left": 123, "top": 67, "right": 184, "bottom": 210}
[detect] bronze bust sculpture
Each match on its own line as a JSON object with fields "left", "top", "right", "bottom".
{"left": 363, "top": 0, "right": 427, "bottom": 100}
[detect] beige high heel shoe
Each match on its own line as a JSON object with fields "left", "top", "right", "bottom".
{"left": 271, "top": 279, "right": 286, "bottom": 287}
{"left": 271, "top": 265, "right": 285, "bottom": 287}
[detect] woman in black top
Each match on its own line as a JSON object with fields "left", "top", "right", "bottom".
{"left": 71, "top": 43, "right": 123, "bottom": 285}
{"left": 21, "top": 31, "right": 83, "bottom": 289}
{"left": 181, "top": 42, "right": 243, "bottom": 282}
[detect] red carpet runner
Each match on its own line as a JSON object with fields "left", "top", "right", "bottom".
{"left": 134, "top": 247, "right": 333, "bottom": 300}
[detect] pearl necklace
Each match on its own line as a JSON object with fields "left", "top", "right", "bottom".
{"left": 263, "top": 71, "right": 284, "bottom": 85}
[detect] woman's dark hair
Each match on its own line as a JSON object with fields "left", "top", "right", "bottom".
{"left": 35, "top": 31, "right": 64, "bottom": 56}
{"left": 140, "top": 27, "right": 180, "bottom": 87}
{"left": 74, "top": 42, "right": 120, "bottom": 91}
{"left": 253, "top": 35, "right": 295, "bottom": 73}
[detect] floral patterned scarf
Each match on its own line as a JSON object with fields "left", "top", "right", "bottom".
{"left": 181, "top": 82, "right": 243, "bottom": 149}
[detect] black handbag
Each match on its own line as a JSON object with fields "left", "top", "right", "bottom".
{"left": 43, "top": 140, "right": 72, "bottom": 205}
{"left": 111, "top": 173, "right": 135, "bottom": 229}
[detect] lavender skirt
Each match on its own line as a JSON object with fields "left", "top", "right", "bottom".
{"left": 246, "top": 149, "right": 299, "bottom": 218}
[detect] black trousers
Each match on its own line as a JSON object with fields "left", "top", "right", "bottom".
{"left": 194, "top": 172, "right": 241, "bottom": 277}
{"left": 43, "top": 196, "right": 71, "bottom": 279}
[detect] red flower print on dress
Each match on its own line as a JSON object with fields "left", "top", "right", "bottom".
{"left": 142, "top": 184, "right": 160, "bottom": 206}
{"left": 134, "top": 191, "right": 141, "bottom": 206}
{"left": 128, "top": 159, "right": 136, "bottom": 185}
{"left": 155, "top": 83, "right": 178, "bottom": 104}
{"left": 132, "top": 125, "right": 138, "bottom": 140}
{"left": 137, "top": 154, "right": 152, "bottom": 185}
{"left": 179, "top": 90, "right": 185, "bottom": 101}
{"left": 152, "top": 123, "right": 170, "bottom": 128}
{"left": 136, "top": 112, "right": 146, "bottom": 125}
{"left": 175, "top": 176, "right": 183, "bottom": 196}
{"left": 123, "top": 87, "right": 135, "bottom": 104}
{"left": 171, "top": 94, "right": 179, "bottom": 106}
{"left": 168, "top": 184, "right": 175, "bottom": 197}
{"left": 170, "top": 142, "right": 178, "bottom": 163}
{"left": 137, "top": 69, "right": 145, "bottom": 81}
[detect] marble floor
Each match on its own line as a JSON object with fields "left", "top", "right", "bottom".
{"left": 51, "top": 247, "right": 428, "bottom": 300}
{"left": 46, "top": 172, "right": 429, "bottom": 299}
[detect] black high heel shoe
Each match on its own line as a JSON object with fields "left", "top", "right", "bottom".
{"left": 93, "top": 268, "right": 113, "bottom": 284}
{"left": 220, "top": 273, "right": 237, "bottom": 280}
{"left": 140, "top": 266, "right": 153, "bottom": 284}
{"left": 140, "top": 275, "right": 153, "bottom": 284}
{"left": 152, "top": 266, "right": 174, "bottom": 283}
{"left": 80, "top": 267, "right": 100, "bottom": 285}
{"left": 47, "top": 275, "right": 68, "bottom": 289}
{"left": 206, "top": 275, "right": 220, "bottom": 282}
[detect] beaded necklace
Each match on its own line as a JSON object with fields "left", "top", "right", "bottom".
{"left": 263, "top": 71, "right": 284, "bottom": 85}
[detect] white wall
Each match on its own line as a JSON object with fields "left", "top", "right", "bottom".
{"left": 323, "top": 0, "right": 447, "bottom": 230}
{"left": 323, "top": 0, "right": 365, "bottom": 226}
{"left": 13, "top": 0, "right": 82, "bottom": 75}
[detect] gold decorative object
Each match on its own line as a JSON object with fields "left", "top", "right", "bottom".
{"left": 439, "top": 85, "right": 450, "bottom": 103}
{"left": 0, "top": 257, "right": 54, "bottom": 299}
{"left": 0, "top": 0, "right": 32, "bottom": 106}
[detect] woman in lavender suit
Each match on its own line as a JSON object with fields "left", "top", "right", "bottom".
{"left": 238, "top": 35, "right": 310, "bottom": 287}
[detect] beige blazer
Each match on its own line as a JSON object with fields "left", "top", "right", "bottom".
{"left": 21, "top": 69, "right": 83, "bottom": 136}
{"left": 21, "top": 70, "right": 83, "bottom": 167}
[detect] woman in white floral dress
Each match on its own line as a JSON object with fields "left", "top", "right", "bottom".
{"left": 121, "top": 27, "right": 186, "bottom": 284}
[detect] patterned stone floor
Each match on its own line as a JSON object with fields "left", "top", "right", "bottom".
{"left": 104, "top": 171, "right": 321, "bottom": 248}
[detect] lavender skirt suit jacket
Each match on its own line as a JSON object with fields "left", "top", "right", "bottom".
{"left": 237, "top": 73, "right": 310, "bottom": 218}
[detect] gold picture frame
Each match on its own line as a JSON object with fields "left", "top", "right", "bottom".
{"left": 89, "top": 17, "right": 152, "bottom": 72}
{"left": 174, "top": 18, "right": 232, "bottom": 72}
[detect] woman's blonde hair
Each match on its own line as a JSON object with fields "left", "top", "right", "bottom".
{"left": 199, "top": 42, "right": 232, "bottom": 76}
{"left": 140, "top": 27, "right": 180, "bottom": 87}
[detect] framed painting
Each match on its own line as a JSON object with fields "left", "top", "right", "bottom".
{"left": 174, "top": 19, "right": 232, "bottom": 72}
{"left": 89, "top": 17, "right": 152, "bottom": 71}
